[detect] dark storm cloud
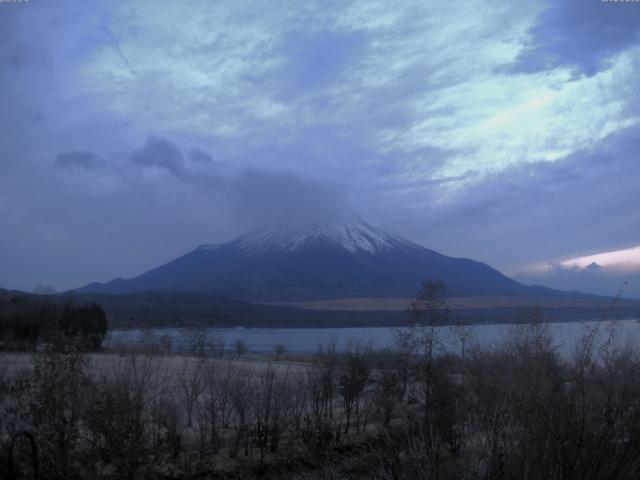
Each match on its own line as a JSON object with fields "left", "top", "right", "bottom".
{"left": 512, "top": 0, "right": 640, "bottom": 76}
{"left": 128, "top": 135, "right": 353, "bottom": 228}
{"left": 55, "top": 150, "right": 106, "bottom": 171}
{"left": 228, "top": 169, "right": 352, "bottom": 228}
{"left": 130, "top": 136, "right": 188, "bottom": 178}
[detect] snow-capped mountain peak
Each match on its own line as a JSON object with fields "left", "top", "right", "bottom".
{"left": 229, "top": 220, "right": 418, "bottom": 254}
{"left": 76, "top": 218, "right": 541, "bottom": 301}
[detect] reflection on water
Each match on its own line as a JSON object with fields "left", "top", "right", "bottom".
{"left": 106, "top": 319, "right": 640, "bottom": 357}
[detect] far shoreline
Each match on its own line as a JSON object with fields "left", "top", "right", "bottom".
{"left": 106, "top": 304, "right": 640, "bottom": 330}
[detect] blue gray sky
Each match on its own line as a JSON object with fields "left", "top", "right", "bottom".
{"left": 1, "top": 0, "right": 639, "bottom": 297}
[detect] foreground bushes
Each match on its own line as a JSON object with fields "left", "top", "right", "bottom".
{"left": 1, "top": 319, "right": 640, "bottom": 479}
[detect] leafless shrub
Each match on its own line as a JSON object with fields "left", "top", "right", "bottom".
{"left": 85, "top": 375, "right": 146, "bottom": 479}
{"left": 28, "top": 340, "right": 90, "bottom": 479}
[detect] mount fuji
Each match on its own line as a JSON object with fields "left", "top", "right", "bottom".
{"left": 77, "top": 220, "right": 561, "bottom": 301}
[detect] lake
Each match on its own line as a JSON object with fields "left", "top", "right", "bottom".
{"left": 106, "top": 318, "right": 640, "bottom": 357}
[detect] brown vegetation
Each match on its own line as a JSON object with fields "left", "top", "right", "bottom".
{"left": 1, "top": 287, "right": 640, "bottom": 479}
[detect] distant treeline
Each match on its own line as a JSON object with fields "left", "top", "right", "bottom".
{"left": 67, "top": 290, "right": 640, "bottom": 329}
{"left": 0, "top": 295, "right": 108, "bottom": 349}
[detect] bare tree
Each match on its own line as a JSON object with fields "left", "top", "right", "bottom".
{"left": 198, "top": 361, "right": 222, "bottom": 455}
{"left": 229, "top": 367, "right": 254, "bottom": 459}
{"left": 252, "top": 365, "right": 293, "bottom": 457}
{"left": 233, "top": 339, "right": 248, "bottom": 358}
{"left": 273, "top": 343, "right": 287, "bottom": 360}
{"left": 402, "top": 280, "right": 449, "bottom": 424}
{"left": 372, "top": 351, "right": 403, "bottom": 427}
{"left": 337, "top": 342, "right": 371, "bottom": 433}
{"left": 210, "top": 332, "right": 226, "bottom": 358}
{"left": 185, "top": 329, "right": 211, "bottom": 357}
{"left": 177, "top": 358, "right": 204, "bottom": 428}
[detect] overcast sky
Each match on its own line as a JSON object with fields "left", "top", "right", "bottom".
{"left": 1, "top": 0, "right": 639, "bottom": 297}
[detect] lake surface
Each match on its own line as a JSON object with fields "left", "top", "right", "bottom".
{"left": 106, "top": 318, "right": 640, "bottom": 357}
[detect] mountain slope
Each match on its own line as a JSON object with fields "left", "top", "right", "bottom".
{"left": 76, "top": 221, "right": 573, "bottom": 301}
